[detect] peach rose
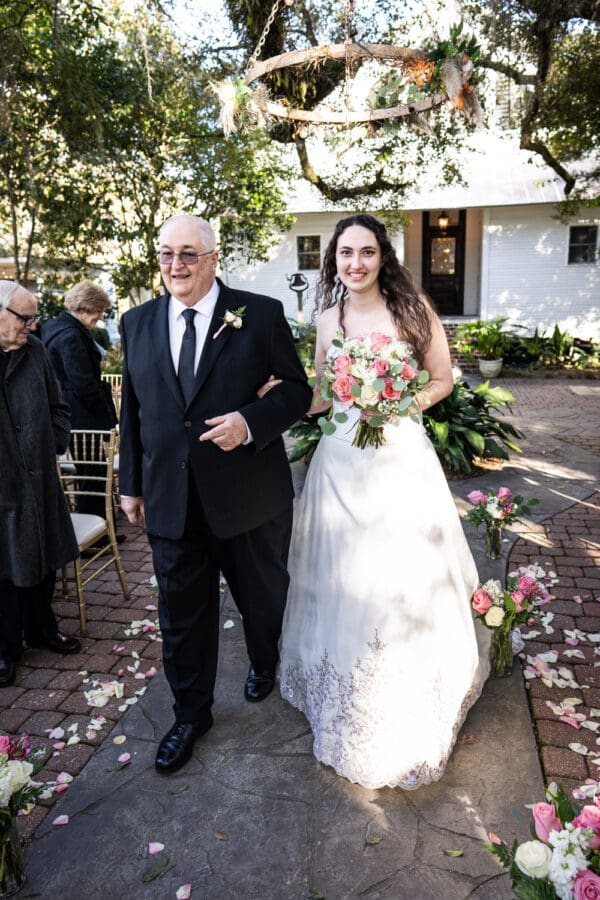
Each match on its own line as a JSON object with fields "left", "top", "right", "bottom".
{"left": 532, "top": 802, "right": 562, "bottom": 843}
{"left": 401, "top": 362, "right": 416, "bottom": 380}
{"left": 370, "top": 357, "right": 389, "bottom": 377}
{"left": 332, "top": 375, "right": 356, "bottom": 406}
{"left": 333, "top": 354, "right": 352, "bottom": 375}
{"left": 370, "top": 332, "right": 393, "bottom": 352}
{"left": 382, "top": 379, "right": 401, "bottom": 401}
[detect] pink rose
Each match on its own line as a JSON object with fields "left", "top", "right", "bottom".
{"left": 333, "top": 354, "right": 352, "bottom": 375}
{"left": 370, "top": 358, "right": 389, "bottom": 376}
{"left": 472, "top": 589, "right": 493, "bottom": 615}
{"left": 497, "top": 487, "right": 512, "bottom": 500}
{"left": 532, "top": 802, "right": 562, "bottom": 843}
{"left": 382, "top": 379, "right": 401, "bottom": 401}
{"left": 510, "top": 590, "right": 527, "bottom": 613}
{"left": 574, "top": 805, "right": 600, "bottom": 848}
{"left": 500, "top": 501, "right": 514, "bottom": 519}
{"left": 574, "top": 869, "right": 600, "bottom": 899}
{"left": 332, "top": 375, "right": 357, "bottom": 407}
{"left": 370, "top": 332, "right": 393, "bottom": 352}
{"left": 0, "top": 735, "right": 10, "bottom": 755}
{"left": 517, "top": 576, "right": 539, "bottom": 598}
{"left": 401, "top": 362, "right": 416, "bottom": 381}
{"left": 468, "top": 490, "right": 488, "bottom": 505}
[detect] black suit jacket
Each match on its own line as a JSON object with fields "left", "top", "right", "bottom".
{"left": 119, "top": 280, "right": 312, "bottom": 539}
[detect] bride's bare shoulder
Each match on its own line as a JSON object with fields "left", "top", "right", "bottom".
{"left": 316, "top": 306, "right": 340, "bottom": 339}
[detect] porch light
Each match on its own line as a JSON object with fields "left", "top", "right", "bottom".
{"left": 437, "top": 211, "right": 449, "bottom": 230}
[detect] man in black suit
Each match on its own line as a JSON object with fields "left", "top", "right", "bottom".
{"left": 119, "top": 214, "right": 312, "bottom": 774}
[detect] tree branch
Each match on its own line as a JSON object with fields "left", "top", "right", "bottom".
{"left": 479, "top": 56, "right": 536, "bottom": 85}
{"left": 294, "top": 138, "right": 405, "bottom": 202}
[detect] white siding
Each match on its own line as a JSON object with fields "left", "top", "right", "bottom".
{"left": 483, "top": 205, "right": 600, "bottom": 340}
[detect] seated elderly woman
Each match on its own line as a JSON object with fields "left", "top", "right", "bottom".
{"left": 42, "top": 279, "right": 119, "bottom": 524}
{"left": 0, "top": 280, "right": 80, "bottom": 688}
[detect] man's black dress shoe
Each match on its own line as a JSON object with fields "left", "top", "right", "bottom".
{"left": 244, "top": 667, "right": 275, "bottom": 703}
{"left": 27, "top": 633, "right": 81, "bottom": 655}
{"left": 0, "top": 659, "right": 16, "bottom": 688}
{"left": 155, "top": 718, "right": 213, "bottom": 775}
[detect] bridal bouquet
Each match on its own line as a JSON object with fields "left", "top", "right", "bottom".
{"left": 319, "top": 331, "right": 429, "bottom": 449}
{"left": 484, "top": 782, "right": 600, "bottom": 898}
{"left": 472, "top": 564, "right": 556, "bottom": 676}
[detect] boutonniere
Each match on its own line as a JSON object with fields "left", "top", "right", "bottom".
{"left": 212, "top": 306, "right": 246, "bottom": 340}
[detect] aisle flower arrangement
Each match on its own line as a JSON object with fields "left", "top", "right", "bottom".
{"left": 464, "top": 486, "right": 539, "bottom": 558}
{"left": 484, "top": 782, "right": 600, "bottom": 899}
{"left": 319, "top": 330, "right": 429, "bottom": 449}
{"left": 1, "top": 733, "right": 47, "bottom": 895}
{"left": 472, "top": 564, "right": 556, "bottom": 676}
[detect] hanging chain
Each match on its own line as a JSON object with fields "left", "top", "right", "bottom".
{"left": 245, "top": 0, "right": 287, "bottom": 75}
{"left": 344, "top": 0, "right": 356, "bottom": 114}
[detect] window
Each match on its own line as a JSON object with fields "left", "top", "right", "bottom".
{"left": 297, "top": 235, "right": 321, "bottom": 270}
{"left": 568, "top": 225, "right": 598, "bottom": 264}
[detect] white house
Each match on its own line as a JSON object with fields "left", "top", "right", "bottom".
{"left": 222, "top": 133, "right": 600, "bottom": 341}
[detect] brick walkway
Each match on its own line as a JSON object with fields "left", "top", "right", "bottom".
{"left": 0, "top": 519, "right": 161, "bottom": 839}
{"left": 510, "top": 491, "right": 600, "bottom": 795}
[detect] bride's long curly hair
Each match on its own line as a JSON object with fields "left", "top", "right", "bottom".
{"left": 315, "top": 214, "right": 432, "bottom": 362}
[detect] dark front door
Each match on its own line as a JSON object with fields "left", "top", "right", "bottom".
{"left": 421, "top": 210, "right": 466, "bottom": 315}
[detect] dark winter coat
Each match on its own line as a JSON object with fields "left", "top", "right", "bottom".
{"left": 42, "top": 311, "right": 117, "bottom": 429}
{"left": 0, "top": 336, "right": 78, "bottom": 587}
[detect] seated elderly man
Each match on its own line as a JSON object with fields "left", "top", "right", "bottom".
{"left": 0, "top": 280, "right": 81, "bottom": 687}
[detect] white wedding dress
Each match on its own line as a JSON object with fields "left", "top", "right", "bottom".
{"left": 279, "top": 392, "right": 490, "bottom": 790}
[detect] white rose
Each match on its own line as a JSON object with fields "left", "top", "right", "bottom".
{"left": 0, "top": 760, "right": 33, "bottom": 805}
{"left": 224, "top": 311, "right": 235, "bottom": 323}
{"left": 486, "top": 499, "right": 503, "bottom": 519}
{"left": 485, "top": 606, "right": 506, "bottom": 627}
{"left": 233, "top": 317, "right": 243, "bottom": 329}
{"left": 360, "top": 384, "right": 380, "bottom": 405}
{"left": 514, "top": 840, "right": 553, "bottom": 879}
{"left": 350, "top": 360, "right": 370, "bottom": 381}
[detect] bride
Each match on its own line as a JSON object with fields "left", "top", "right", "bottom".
{"left": 278, "top": 214, "right": 490, "bottom": 790}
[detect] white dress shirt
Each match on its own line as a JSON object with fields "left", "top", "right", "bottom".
{"left": 168, "top": 281, "right": 220, "bottom": 375}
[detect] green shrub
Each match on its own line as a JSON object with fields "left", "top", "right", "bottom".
{"left": 423, "top": 379, "right": 523, "bottom": 474}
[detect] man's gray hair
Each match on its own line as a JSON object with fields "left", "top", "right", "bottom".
{"left": 0, "top": 280, "right": 20, "bottom": 310}
{"left": 159, "top": 214, "right": 216, "bottom": 252}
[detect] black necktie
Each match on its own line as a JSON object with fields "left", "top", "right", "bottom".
{"left": 178, "top": 308, "right": 197, "bottom": 404}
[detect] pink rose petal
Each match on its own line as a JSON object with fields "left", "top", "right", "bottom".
{"left": 148, "top": 842, "right": 164, "bottom": 855}
{"left": 53, "top": 815, "right": 69, "bottom": 826}
{"left": 118, "top": 752, "right": 131, "bottom": 764}
{"left": 566, "top": 638, "right": 580, "bottom": 646}
{"left": 54, "top": 784, "right": 69, "bottom": 794}
{"left": 560, "top": 716, "right": 582, "bottom": 729}
{"left": 176, "top": 885, "right": 192, "bottom": 899}
{"left": 488, "top": 832, "right": 504, "bottom": 845}
{"left": 53, "top": 741, "right": 65, "bottom": 750}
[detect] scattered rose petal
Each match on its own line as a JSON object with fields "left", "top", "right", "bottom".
{"left": 112, "top": 644, "right": 125, "bottom": 653}
{"left": 66, "top": 735, "right": 80, "bottom": 746}
{"left": 85, "top": 729, "right": 97, "bottom": 741}
{"left": 54, "top": 784, "right": 69, "bottom": 794}
{"left": 573, "top": 595, "right": 582, "bottom": 604}
{"left": 223, "top": 620, "right": 235, "bottom": 630}
{"left": 148, "top": 842, "right": 164, "bottom": 855}
{"left": 458, "top": 734, "right": 477, "bottom": 745}
{"left": 214, "top": 831, "right": 229, "bottom": 841}
{"left": 46, "top": 727, "right": 65, "bottom": 740}
{"left": 488, "top": 832, "right": 504, "bottom": 845}
{"left": 56, "top": 772, "right": 73, "bottom": 784}
{"left": 442, "top": 849, "right": 463, "bottom": 857}
{"left": 569, "top": 742, "right": 592, "bottom": 755}
{"left": 144, "top": 604, "right": 157, "bottom": 611}
{"left": 53, "top": 741, "right": 66, "bottom": 750}
{"left": 560, "top": 716, "right": 582, "bottom": 729}
{"left": 118, "top": 752, "right": 131, "bottom": 764}
{"left": 53, "top": 815, "right": 69, "bottom": 826}
{"left": 113, "top": 735, "right": 127, "bottom": 744}
{"left": 176, "top": 886, "right": 192, "bottom": 900}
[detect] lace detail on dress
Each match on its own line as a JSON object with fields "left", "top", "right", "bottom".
{"left": 280, "top": 632, "right": 488, "bottom": 791}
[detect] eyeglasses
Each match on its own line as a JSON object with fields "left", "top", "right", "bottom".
{"left": 6, "top": 306, "right": 38, "bottom": 326}
{"left": 156, "top": 249, "right": 215, "bottom": 266}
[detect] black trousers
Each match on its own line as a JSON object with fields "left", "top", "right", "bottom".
{"left": 0, "top": 572, "right": 59, "bottom": 661}
{"left": 148, "top": 479, "right": 292, "bottom": 725}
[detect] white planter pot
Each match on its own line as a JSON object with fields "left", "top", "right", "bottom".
{"left": 478, "top": 358, "right": 503, "bottom": 378}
